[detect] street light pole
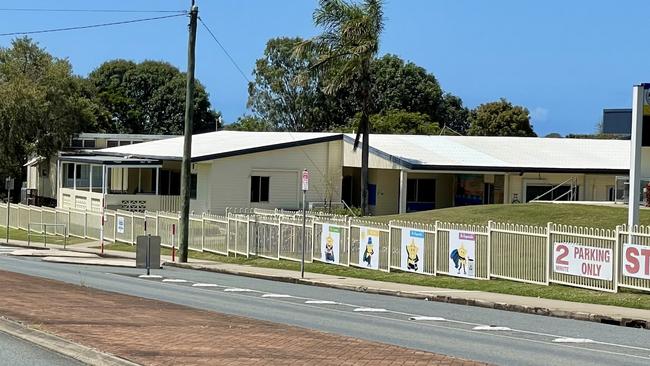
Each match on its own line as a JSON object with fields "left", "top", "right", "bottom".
{"left": 179, "top": 2, "right": 198, "bottom": 263}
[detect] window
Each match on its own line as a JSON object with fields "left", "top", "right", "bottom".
{"left": 119, "top": 141, "right": 132, "bottom": 146}
{"left": 83, "top": 139, "right": 96, "bottom": 148}
{"left": 406, "top": 178, "right": 436, "bottom": 212}
{"left": 250, "top": 176, "right": 270, "bottom": 203}
{"left": 107, "top": 140, "right": 119, "bottom": 148}
{"left": 71, "top": 139, "right": 83, "bottom": 148}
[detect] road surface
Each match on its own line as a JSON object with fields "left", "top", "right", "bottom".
{"left": 0, "top": 254, "right": 649, "bottom": 366}
{"left": 0, "top": 330, "right": 84, "bottom": 366}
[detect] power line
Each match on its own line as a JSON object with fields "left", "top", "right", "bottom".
{"left": 0, "top": 8, "right": 186, "bottom": 14}
{"left": 0, "top": 13, "right": 186, "bottom": 37}
{"left": 198, "top": 17, "right": 250, "bottom": 83}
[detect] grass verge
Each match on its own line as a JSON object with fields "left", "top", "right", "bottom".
{"left": 102, "top": 242, "right": 650, "bottom": 311}
{"left": 367, "top": 203, "right": 650, "bottom": 229}
{"left": 0, "top": 225, "right": 88, "bottom": 245}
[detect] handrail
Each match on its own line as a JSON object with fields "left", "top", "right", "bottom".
{"left": 530, "top": 177, "right": 578, "bottom": 202}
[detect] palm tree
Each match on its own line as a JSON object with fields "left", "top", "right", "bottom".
{"left": 295, "top": 0, "right": 384, "bottom": 215}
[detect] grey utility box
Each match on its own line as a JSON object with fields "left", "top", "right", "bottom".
{"left": 136, "top": 235, "right": 161, "bottom": 269}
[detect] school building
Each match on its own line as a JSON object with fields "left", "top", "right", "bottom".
{"left": 46, "top": 131, "right": 632, "bottom": 215}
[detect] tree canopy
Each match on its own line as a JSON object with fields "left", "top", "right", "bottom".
{"left": 468, "top": 98, "right": 536, "bottom": 137}
{"left": 88, "top": 59, "right": 220, "bottom": 135}
{"left": 0, "top": 37, "right": 96, "bottom": 178}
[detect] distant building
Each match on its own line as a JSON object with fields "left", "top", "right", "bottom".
{"left": 602, "top": 108, "right": 631, "bottom": 136}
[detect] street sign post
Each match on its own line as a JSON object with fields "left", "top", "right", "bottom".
{"left": 629, "top": 84, "right": 650, "bottom": 227}
{"left": 301, "top": 169, "right": 309, "bottom": 279}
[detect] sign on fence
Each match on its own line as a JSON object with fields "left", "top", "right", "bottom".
{"left": 448, "top": 230, "right": 475, "bottom": 278}
{"left": 622, "top": 243, "right": 650, "bottom": 280}
{"left": 553, "top": 242, "right": 613, "bottom": 280}
{"left": 359, "top": 228, "right": 380, "bottom": 269}
{"left": 401, "top": 229, "right": 424, "bottom": 273}
{"left": 117, "top": 216, "right": 125, "bottom": 234}
{"left": 321, "top": 224, "right": 341, "bottom": 264}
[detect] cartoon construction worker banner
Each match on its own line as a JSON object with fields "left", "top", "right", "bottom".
{"left": 448, "top": 230, "right": 476, "bottom": 278}
{"left": 321, "top": 224, "right": 341, "bottom": 265}
{"left": 359, "top": 228, "right": 380, "bottom": 270}
{"left": 401, "top": 230, "right": 425, "bottom": 273}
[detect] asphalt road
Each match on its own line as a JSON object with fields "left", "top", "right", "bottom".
{"left": 0, "top": 330, "right": 84, "bottom": 366}
{"left": 1, "top": 255, "right": 650, "bottom": 366}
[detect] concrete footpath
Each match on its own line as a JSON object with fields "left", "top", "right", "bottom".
{"left": 6, "top": 240, "right": 650, "bottom": 329}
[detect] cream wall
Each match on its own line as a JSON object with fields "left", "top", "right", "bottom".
{"left": 343, "top": 140, "right": 403, "bottom": 169}
{"left": 205, "top": 140, "right": 343, "bottom": 214}
{"left": 506, "top": 173, "right": 617, "bottom": 203}
{"left": 368, "top": 169, "right": 399, "bottom": 215}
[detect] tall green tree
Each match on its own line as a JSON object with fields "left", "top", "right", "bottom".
{"left": 0, "top": 37, "right": 96, "bottom": 182}
{"left": 468, "top": 98, "right": 536, "bottom": 137}
{"left": 88, "top": 60, "right": 220, "bottom": 135}
{"left": 225, "top": 115, "right": 272, "bottom": 131}
{"left": 296, "top": 0, "right": 384, "bottom": 215}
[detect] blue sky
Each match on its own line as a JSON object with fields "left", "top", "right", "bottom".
{"left": 1, "top": 0, "right": 649, "bottom": 136}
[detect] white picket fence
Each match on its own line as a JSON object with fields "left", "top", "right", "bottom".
{"left": 2, "top": 203, "right": 650, "bottom": 294}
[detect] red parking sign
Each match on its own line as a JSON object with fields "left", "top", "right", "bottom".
{"left": 301, "top": 170, "right": 309, "bottom": 191}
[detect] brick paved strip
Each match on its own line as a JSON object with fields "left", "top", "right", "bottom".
{"left": 0, "top": 270, "right": 489, "bottom": 366}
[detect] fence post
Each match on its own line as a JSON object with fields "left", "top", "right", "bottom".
{"left": 83, "top": 211, "right": 88, "bottom": 238}
{"left": 486, "top": 220, "right": 493, "bottom": 280}
{"left": 387, "top": 221, "right": 393, "bottom": 272}
{"left": 434, "top": 221, "right": 441, "bottom": 275}
{"left": 201, "top": 214, "right": 206, "bottom": 251}
{"left": 545, "top": 222, "right": 552, "bottom": 285}
{"left": 67, "top": 209, "right": 71, "bottom": 238}
{"left": 130, "top": 212, "right": 135, "bottom": 245}
{"left": 155, "top": 212, "right": 159, "bottom": 236}
{"left": 613, "top": 225, "right": 621, "bottom": 292}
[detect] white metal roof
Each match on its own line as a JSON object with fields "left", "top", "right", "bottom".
{"left": 344, "top": 134, "right": 629, "bottom": 172}
{"left": 99, "top": 131, "right": 341, "bottom": 161}
{"left": 76, "top": 133, "right": 179, "bottom": 140}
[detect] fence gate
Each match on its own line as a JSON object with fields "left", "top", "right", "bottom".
{"left": 548, "top": 224, "right": 617, "bottom": 292}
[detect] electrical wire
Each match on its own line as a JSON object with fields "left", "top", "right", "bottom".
{"left": 198, "top": 16, "right": 250, "bottom": 83}
{"left": 0, "top": 13, "right": 186, "bottom": 37}
{"left": 0, "top": 8, "right": 186, "bottom": 14}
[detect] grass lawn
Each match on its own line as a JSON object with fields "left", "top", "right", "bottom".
{"left": 0, "top": 225, "right": 89, "bottom": 245}
{"left": 103, "top": 242, "right": 650, "bottom": 310}
{"left": 368, "top": 203, "right": 650, "bottom": 229}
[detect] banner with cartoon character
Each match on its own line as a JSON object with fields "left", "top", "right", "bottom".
{"left": 448, "top": 230, "right": 476, "bottom": 278}
{"left": 401, "top": 230, "right": 424, "bottom": 273}
{"left": 359, "top": 228, "right": 380, "bottom": 270}
{"left": 321, "top": 224, "right": 341, "bottom": 264}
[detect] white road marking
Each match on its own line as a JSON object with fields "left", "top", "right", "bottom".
{"left": 261, "top": 294, "right": 292, "bottom": 298}
{"left": 553, "top": 338, "right": 595, "bottom": 343}
{"left": 192, "top": 283, "right": 222, "bottom": 287}
{"left": 409, "top": 316, "right": 446, "bottom": 321}
{"left": 224, "top": 288, "right": 255, "bottom": 292}
{"left": 305, "top": 300, "right": 338, "bottom": 304}
{"left": 353, "top": 307, "right": 387, "bottom": 312}
{"left": 139, "top": 275, "right": 163, "bottom": 279}
{"left": 473, "top": 325, "right": 512, "bottom": 331}
{"left": 162, "top": 279, "right": 188, "bottom": 283}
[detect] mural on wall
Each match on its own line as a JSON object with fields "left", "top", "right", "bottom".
{"left": 454, "top": 174, "right": 484, "bottom": 206}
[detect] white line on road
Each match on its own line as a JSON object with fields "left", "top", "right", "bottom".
{"left": 162, "top": 279, "right": 188, "bottom": 283}
{"left": 473, "top": 325, "right": 512, "bottom": 331}
{"left": 553, "top": 338, "right": 595, "bottom": 343}
{"left": 261, "top": 294, "right": 293, "bottom": 298}
{"left": 138, "top": 275, "right": 163, "bottom": 279}
{"left": 305, "top": 300, "right": 338, "bottom": 304}
{"left": 192, "top": 283, "right": 222, "bottom": 287}
{"left": 353, "top": 307, "right": 387, "bottom": 312}
{"left": 224, "top": 288, "right": 256, "bottom": 292}
{"left": 409, "top": 316, "right": 446, "bottom": 321}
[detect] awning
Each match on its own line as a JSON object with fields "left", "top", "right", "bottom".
{"left": 58, "top": 155, "right": 163, "bottom": 167}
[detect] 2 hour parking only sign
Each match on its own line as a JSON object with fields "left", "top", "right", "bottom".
{"left": 553, "top": 242, "right": 613, "bottom": 280}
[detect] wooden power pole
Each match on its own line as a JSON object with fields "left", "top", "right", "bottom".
{"left": 179, "top": 2, "right": 198, "bottom": 263}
